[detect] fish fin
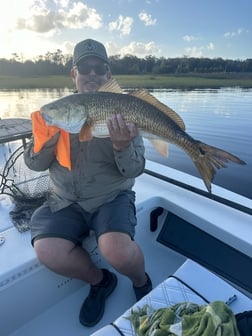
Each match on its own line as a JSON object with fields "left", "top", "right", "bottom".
{"left": 149, "top": 139, "right": 169, "bottom": 157}
{"left": 138, "top": 130, "right": 169, "bottom": 156}
{"left": 98, "top": 78, "right": 123, "bottom": 94}
{"left": 192, "top": 141, "right": 246, "bottom": 192}
{"left": 79, "top": 124, "right": 93, "bottom": 142}
{"left": 129, "top": 90, "right": 185, "bottom": 131}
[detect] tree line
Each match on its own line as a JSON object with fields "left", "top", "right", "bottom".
{"left": 1, "top": 50, "right": 252, "bottom": 76}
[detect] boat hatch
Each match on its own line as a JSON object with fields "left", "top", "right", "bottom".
{"left": 157, "top": 211, "right": 252, "bottom": 294}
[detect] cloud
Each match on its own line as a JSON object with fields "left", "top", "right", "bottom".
{"left": 105, "top": 41, "right": 120, "bottom": 56}
{"left": 15, "top": 1, "right": 102, "bottom": 33}
{"left": 104, "top": 41, "right": 159, "bottom": 58}
{"left": 120, "top": 41, "right": 160, "bottom": 57}
{"left": 55, "top": 0, "right": 69, "bottom": 8}
{"left": 138, "top": 11, "right": 157, "bottom": 26}
{"left": 207, "top": 42, "right": 214, "bottom": 50}
{"left": 183, "top": 34, "right": 198, "bottom": 42}
{"left": 184, "top": 46, "right": 204, "bottom": 57}
{"left": 108, "top": 15, "right": 133, "bottom": 36}
{"left": 185, "top": 42, "right": 215, "bottom": 57}
{"left": 223, "top": 28, "right": 249, "bottom": 38}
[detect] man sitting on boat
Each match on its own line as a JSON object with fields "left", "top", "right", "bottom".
{"left": 23, "top": 38, "right": 152, "bottom": 327}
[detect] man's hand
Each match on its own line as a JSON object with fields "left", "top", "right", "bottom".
{"left": 106, "top": 114, "right": 138, "bottom": 151}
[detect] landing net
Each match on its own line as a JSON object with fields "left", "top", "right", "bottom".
{"left": 0, "top": 144, "right": 49, "bottom": 232}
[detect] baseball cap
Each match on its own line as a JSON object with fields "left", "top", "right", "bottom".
{"left": 73, "top": 39, "right": 108, "bottom": 65}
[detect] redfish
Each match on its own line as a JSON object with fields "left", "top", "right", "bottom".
{"left": 40, "top": 79, "right": 246, "bottom": 192}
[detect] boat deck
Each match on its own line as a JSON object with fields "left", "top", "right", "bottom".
{"left": 4, "top": 205, "right": 186, "bottom": 336}
{"left": 1, "top": 159, "right": 252, "bottom": 335}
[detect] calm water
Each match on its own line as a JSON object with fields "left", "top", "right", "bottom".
{"left": 0, "top": 87, "right": 251, "bottom": 199}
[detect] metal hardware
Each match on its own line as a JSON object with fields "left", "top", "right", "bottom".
{"left": 0, "top": 235, "right": 5, "bottom": 245}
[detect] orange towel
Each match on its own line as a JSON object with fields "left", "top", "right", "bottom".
{"left": 31, "top": 111, "right": 71, "bottom": 170}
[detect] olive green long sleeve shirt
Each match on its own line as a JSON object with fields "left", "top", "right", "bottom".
{"left": 24, "top": 133, "right": 145, "bottom": 213}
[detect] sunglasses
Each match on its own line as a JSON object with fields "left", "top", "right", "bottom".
{"left": 76, "top": 63, "right": 109, "bottom": 76}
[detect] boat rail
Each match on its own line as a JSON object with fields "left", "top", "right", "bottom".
{"left": 144, "top": 168, "right": 252, "bottom": 216}
{"left": 0, "top": 118, "right": 32, "bottom": 145}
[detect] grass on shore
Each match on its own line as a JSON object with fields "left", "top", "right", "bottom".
{"left": 115, "top": 74, "right": 252, "bottom": 89}
{"left": 0, "top": 74, "right": 252, "bottom": 90}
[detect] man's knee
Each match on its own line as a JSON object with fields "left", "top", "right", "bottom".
{"left": 98, "top": 232, "right": 135, "bottom": 265}
{"left": 34, "top": 237, "right": 75, "bottom": 266}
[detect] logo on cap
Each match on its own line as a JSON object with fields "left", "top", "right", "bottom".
{"left": 86, "top": 41, "right": 97, "bottom": 52}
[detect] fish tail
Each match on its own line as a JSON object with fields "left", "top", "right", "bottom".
{"left": 192, "top": 141, "right": 246, "bottom": 192}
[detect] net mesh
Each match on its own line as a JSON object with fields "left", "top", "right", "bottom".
{"left": 0, "top": 144, "right": 50, "bottom": 232}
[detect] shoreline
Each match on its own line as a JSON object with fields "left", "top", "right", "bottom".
{"left": 1, "top": 73, "right": 252, "bottom": 90}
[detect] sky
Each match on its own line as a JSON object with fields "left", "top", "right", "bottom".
{"left": 0, "top": 0, "right": 251, "bottom": 61}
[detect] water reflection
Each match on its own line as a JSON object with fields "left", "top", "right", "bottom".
{"left": 0, "top": 88, "right": 71, "bottom": 118}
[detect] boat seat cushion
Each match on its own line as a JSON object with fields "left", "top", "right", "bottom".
{"left": 91, "top": 259, "right": 252, "bottom": 336}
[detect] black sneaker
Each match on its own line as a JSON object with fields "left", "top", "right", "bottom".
{"left": 133, "top": 272, "right": 152, "bottom": 301}
{"left": 79, "top": 269, "right": 117, "bottom": 327}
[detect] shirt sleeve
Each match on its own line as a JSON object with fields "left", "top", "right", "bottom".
{"left": 113, "top": 135, "right": 145, "bottom": 178}
{"left": 23, "top": 133, "right": 60, "bottom": 171}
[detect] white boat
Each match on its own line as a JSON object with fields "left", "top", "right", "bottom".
{"left": 0, "top": 136, "right": 252, "bottom": 335}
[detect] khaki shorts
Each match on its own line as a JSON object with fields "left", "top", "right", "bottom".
{"left": 30, "top": 190, "right": 137, "bottom": 245}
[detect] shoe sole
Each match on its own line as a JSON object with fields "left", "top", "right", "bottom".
{"left": 80, "top": 272, "right": 118, "bottom": 327}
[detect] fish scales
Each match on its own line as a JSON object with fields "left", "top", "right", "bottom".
{"left": 85, "top": 92, "right": 183, "bottom": 141}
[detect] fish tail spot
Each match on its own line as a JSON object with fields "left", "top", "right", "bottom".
{"left": 199, "top": 147, "right": 206, "bottom": 155}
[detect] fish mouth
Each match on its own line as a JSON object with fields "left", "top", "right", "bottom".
{"left": 58, "top": 122, "right": 84, "bottom": 134}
